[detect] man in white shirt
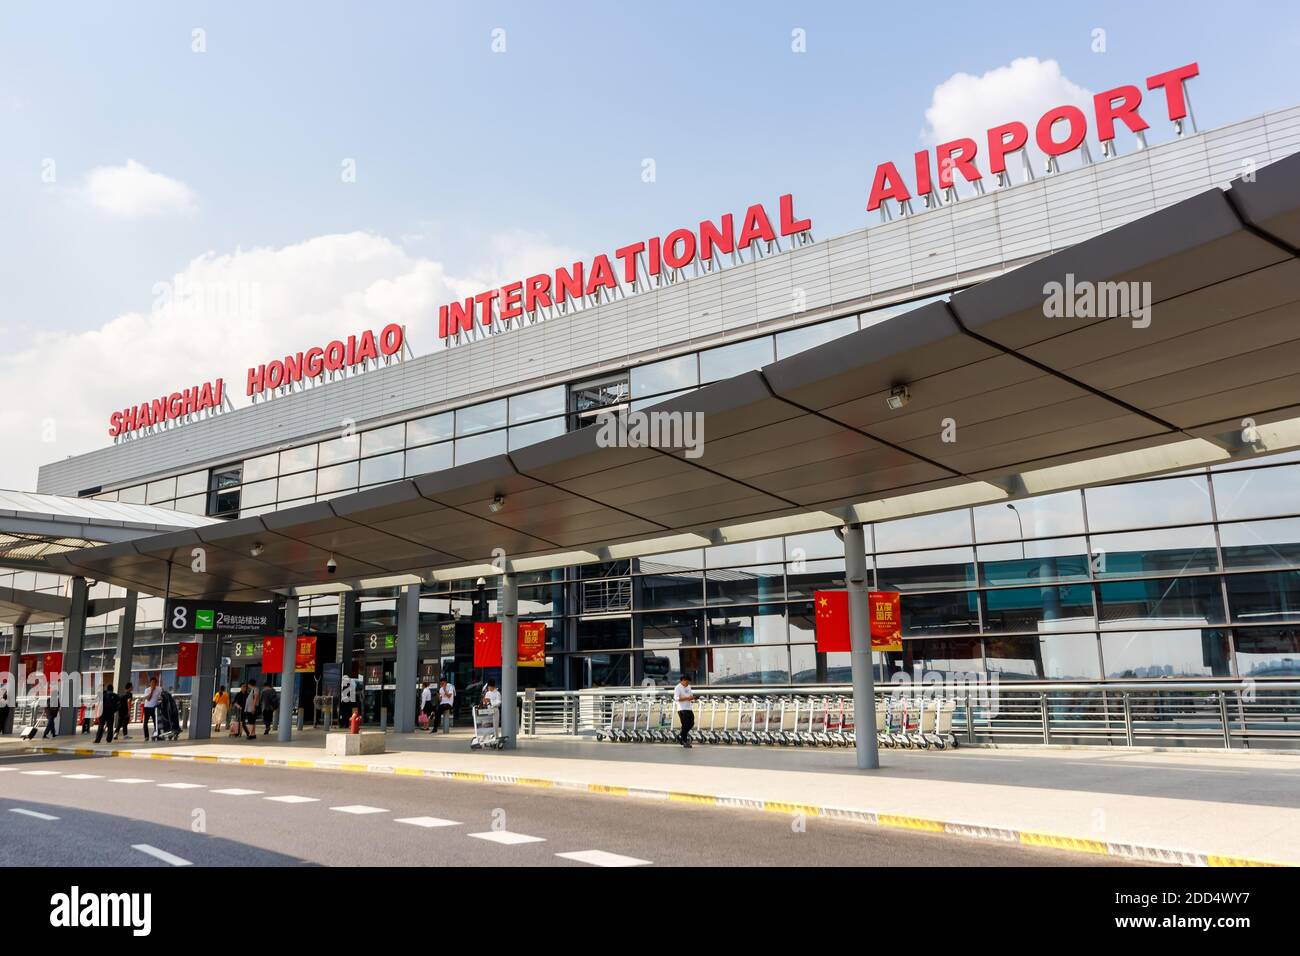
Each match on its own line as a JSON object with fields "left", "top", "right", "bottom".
{"left": 142, "top": 677, "right": 161, "bottom": 741}
{"left": 435, "top": 678, "right": 455, "bottom": 733}
{"left": 673, "top": 676, "right": 696, "bottom": 748}
{"left": 482, "top": 680, "right": 501, "bottom": 708}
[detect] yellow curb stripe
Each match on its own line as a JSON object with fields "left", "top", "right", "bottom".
{"left": 74, "top": 748, "right": 95, "bottom": 756}
{"left": 587, "top": 783, "right": 629, "bottom": 796}
{"left": 763, "top": 801, "right": 822, "bottom": 817}
{"left": 338, "top": 763, "right": 368, "bottom": 773}
{"left": 1207, "top": 854, "right": 1282, "bottom": 868}
{"left": 394, "top": 767, "right": 423, "bottom": 776}
{"left": 238, "top": 757, "right": 265, "bottom": 766}
{"left": 515, "top": 777, "right": 555, "bottom": 788}
{"left": 878, "top": 814, "right": 946, "bottom": 833}
{"left": 1019, "top": 831, "right": 1108, "bottom": 855}
{"left": 192, "top": 755, "right": 218, "bottom": 763}
{"left": 287, "top": 760, "right": 317, "bottom": 768}
{"left": 668, "top": 792, "right": 717, "bottom": 806}
{"left": 451, "top": 771, "right": 486, "bottom": 782}
{"left": 150, "top": 753, "right": 174, "bottom": 760}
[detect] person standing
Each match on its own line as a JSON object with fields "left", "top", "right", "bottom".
{"left": 0, "top": 672, "right": 11, "bottom": 736}
{"left": 93, "top": 681, "right": 118, "bottom": 745}
{"left": 260, "top": 681, "right": 278, "bottom": 736}
{"left": 420, "top": 682, "right": 434, "bottom": 732}
{"left": 141, "top": 676, "right": 161, "bottom": 740}
{"left": 242, "top": 681, "right": 260, "bottom": 739}
{"left": 42, "top": 682, "right": 60, "bottom": 738}
{"left": 211, "top": 685, "right": 229, "bottom": 734}
{"left": 673, "top": 675, "right": 696, "bottom": 748}
{"left": 435, "top": 677, "right": 455, "bottom": 733}
{"left": 116, "top": 682, "right": 134, "bottom": 740}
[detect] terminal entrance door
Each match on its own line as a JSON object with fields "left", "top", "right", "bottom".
{"left": 361, "top": 659, "right": 395, "bottom": 724}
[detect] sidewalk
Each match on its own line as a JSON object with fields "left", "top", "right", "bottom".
{"left": 27, "top": 728, "right": 1300, "bottom": 866}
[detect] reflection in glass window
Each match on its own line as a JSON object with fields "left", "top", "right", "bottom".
{"left": 1089, "top": 526, "right": 1218, "bottom": 578}
{"left": 359, "top": 452, "right": 404, "bottom": 486}
{"left": 242, "top": 454, "right": 278, "bottom": 483}
{"left": 583, "top": 653, "right": 632, "bottom": 687}
{"left": 705, "top": 644, "right": 790, "bottom": 685}
{"left": 361, "top": 423, "right": 405, "bottom": 457}
{"left": 982, "top": 585, "right": 1095, "bottom": 632}
{"left": 785, "top": 529, "right": 844, "bottom": 562}
{"left": 637, "top": 570, "right": 704, "bottom": 609}
{"left": 1225, "top": 570, "right": 1300, "bottom": 623}
{"left": 973, "top": 493, "right": 1085, "bottom": 541}
{"left": 1233, "top": 627, "right": 1300, "bottom": 677}
{"left": 454, "top": 430, "right": 507, "bottom": 464}
{"left": 1084, "top": 475, "right": 1212, "bottom": 532}
{"left": 631, "top": 353, "right": 699, "bottom": 397}
{"left": 519, "top": 584, "right": 565, "bottom": 618}
{"left": 637, "top": 648, "right": 704, "bottom": 686}
{"left": 705, "top": 539, "right": 784, "bottom": 567}
{"left": 1097, "top": 576, "right": 1224, "bottom": 627}
{"left": 1101, "top": 629, "right": 1231, "bottom": 678}
{"left": 509, "top": 418, "right": 565, "bottom": 450}
{"left": 1213, "top": 464, "right": 1300, "bottom": 520}
{"left": 786, "top": 559, "right": 849, "bottom": 601}
{"left": 639, "top": 610, "right": 704, "bottom": 648}
{"left": 901, "top": 591, "right": 981, "bottom": 637}
{"left": 316, "top": 461, "right": 359, "bottom": 495}
{"left": 876, "top": 548, "right": 976, "bottom": 592}
{"left": 1220, "top": 518, "right": 1300, "bottom": 569}
{"left": 318, "top": 434, "right": 360, "bottom": 465}
{"left": 576, "top": 617, "right": 631, "bottom": 651}
{"left": 775, "top": 316, "right": 858, "bottom": 359}
{"left": 630, "top": 389, "right": 696, "bottom": 412}
{"left": 984, "top": 633, "right": 1101, "bottom": 680}
{"left": 407, "top": 412, "right": 454, "bottom": 446}
{"left": 705, "top": 566, "right": 785, "bottom": 605}
{"left": 978, "top": 537, "right": 1090, "bottom": 586}
{"left": 405, "top": 442, "right": 452, "bottom": 477}
{"left": 699, "top": 337, "right": 773, "bottom": 382}
{"left": 456, "top": 399, "right": 507, "bottom": 436}
{"left": 277, "top": 470, "right": 316, "bottom": 501}
{"left": 636, "top": 550, "right": 704, "bottom": 573}
{"left": 509, "top": 385, "right": 566, "bottom": 423}
{"left": 279, "top": 445, "right": 317, "bottom": 475}
{"left": 874, "top": 510, "right": 971, "bottom": 552}
{"left": 902, "top": 637, "right": 983, "bottom": 677}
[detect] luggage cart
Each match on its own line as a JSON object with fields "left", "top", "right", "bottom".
{"left": 812, "top": 696, "right": 833, "bottom": 746}
{"left": 156, "top": 690, "right": 182, "bottom": 740}
{"left": 826, "top": 696, "right": 848, "bottom": 746}
{"left": 697, "top": 696, "right": 722, "bottom": 744}
{"left": 925, "top": 698, "right": 959, "bottom": 749}
{"left": 770, "top": 697, "right": 795, "bottom": 745}
{"left": 470, "top": 705, "right": 504, "bottom": 750}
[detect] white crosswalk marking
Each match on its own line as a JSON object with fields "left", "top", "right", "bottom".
{"left": 264, "top": 795, "right": 319, "bottom": 804}
{"left": 132, "top": 844, "right": 191, "bottom": 866}
{"left": 211, "top": 788, "right": 263, "bottom": 796}
{"left": 0, "top": 767, "right": 16, "bottom": 772}
{"left": 468, "top": 831, "right": 545, "bottom": 845}
{"left": 62, "top": 774, "right": 103, "bottom": 780}
{"left": 556, "top": 849, "right": 652, "bottom": 867}
{"left": 9, "top": 808, "right": 59, "bottom": 821}
{"left": 20, "top": 770, "right": 60, "bottom": 776}
{"left": 110, "top": 778, "right": 153, "bottom": 784}
{"left": 157, "top": 783, "right": 206, "bottom": 789}
{"left": 330, "top": 805, "right": 388, "bottom": 815}
{"left": 395, "top": 816, "right": 461, "bottom": 828}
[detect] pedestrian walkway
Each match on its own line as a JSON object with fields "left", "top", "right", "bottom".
{"left": 28, "top": 730, "right": 1300, "bottom": 866}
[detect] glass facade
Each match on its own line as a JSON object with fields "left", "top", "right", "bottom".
{"left": 11, "top": 297, "right": 1300, "bottom": 689}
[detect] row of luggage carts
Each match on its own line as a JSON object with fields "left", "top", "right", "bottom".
{"left": 595, "top": 693, "right": 960, "bottom": 749}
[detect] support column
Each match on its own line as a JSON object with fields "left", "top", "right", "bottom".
{"left": 188, "top": 634, "right": 218, "bottom": 740}
{"left": 57, "top": 577, "right": 89, "bottom": 737}
{"left": 6, "top": 624, "right": 24, "bottom": 734}
{"left": 112, "top": 591, "right": 138, "bottom": 693}
{"left": 844, "top": 523, "right": 880, "bottom": 770}
{"left": 394, "top": 585, "right": 419, "bottom": 733}
{"left": 337, "top": 592, "right": 358, "bottom": 673}
{"left": 277, "top": 598, "right": 299, "bottom": 742}
{"left": 499, "top": 571, "right": 518, "bottom": 750}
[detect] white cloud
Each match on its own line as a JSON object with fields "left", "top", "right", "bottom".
{"left": 0, "top": 228, "right": 585, "bottom": 491}
{"left": 81, "top": 159, "right": 198, "bottom": 217}
{"left": 922, "top": 57, "right": 1095, "bottom": 178}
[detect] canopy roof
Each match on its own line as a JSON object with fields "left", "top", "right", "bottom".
{"left": 48, "top": 151, "right": 1300, "bottom": 601}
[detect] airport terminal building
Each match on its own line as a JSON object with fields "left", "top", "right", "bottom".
{"left": 8, "top": 77, "right": 1300, "bottom": 708}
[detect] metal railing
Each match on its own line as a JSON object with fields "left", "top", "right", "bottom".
{"left": 7, "top": 693, "right": 192, "bottom": 736}
{"left": 515, "top": 681, "right": 1300, "bottom": 751}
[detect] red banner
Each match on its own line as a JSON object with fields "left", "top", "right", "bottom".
{"left": 517, "top": 622, "right": 546, "bottom": 668}
{"left": 262, "top": 636, "right": 284, "bottom": 674}
{"left": 815, "top": 590, "right": 903, "bottom": 652}
{"left": 869, "top": 591, "right": 903, "bottom": 652}
{"left": 42, "top": 652, "right": 64, "bottom": 678}
{"left": 294, "top": 636, "right": 317, "bottom": 673}
{"left": 21, "top": 654, "right": 39, "bottom": 677}
{"left": 473, "top": 623, "right": 502, "bottom": 668}
{"left": 176, "top": 641, "right": 199, "bottom": 678}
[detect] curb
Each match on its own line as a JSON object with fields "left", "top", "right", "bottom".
{"left": 29, "top": 744, "right": 1287, "bottom": 868}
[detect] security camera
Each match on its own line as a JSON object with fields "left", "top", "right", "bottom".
{"left": 489, "top": 493, "right": 506, "bottom": 513}
{"left": 326, "top": 556, "right": 338, "bottom": 575}
{"left": 886, "top": 384, "right": 910, "bottom": 410}
{"left": 250, "top": 541, "right": 265, "bottom": 557}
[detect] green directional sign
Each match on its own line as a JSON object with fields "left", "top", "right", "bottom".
{"left": 195, "top": 609, "right": 215, "bottom": 630}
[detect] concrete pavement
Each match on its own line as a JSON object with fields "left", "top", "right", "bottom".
{"left": 23, "top": 728, "right": 1300, "bottom": 866}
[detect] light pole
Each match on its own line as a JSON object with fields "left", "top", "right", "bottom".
{"left": 1006, "top": 503, "right": 1026, "bottom": 559}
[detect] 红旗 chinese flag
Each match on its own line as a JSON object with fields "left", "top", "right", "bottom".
{"left": 474, "top": 622, "right": 502, "bottom": 667}
{"left": 814, "top": 590, "right": 850, "bottom": 653}
{"left": 262, "top": 636, "right": 284, "bottom": 674}
{"left": 176, "top": 641, "right": 199, "bottom": 678}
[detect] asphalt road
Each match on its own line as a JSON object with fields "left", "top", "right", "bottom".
{"left": 0, "top": 750, "right": 1127, "bottom": 867}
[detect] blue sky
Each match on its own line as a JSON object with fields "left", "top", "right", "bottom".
{"left": 2, "top": 0, "right": 1298, "bottom": 488}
